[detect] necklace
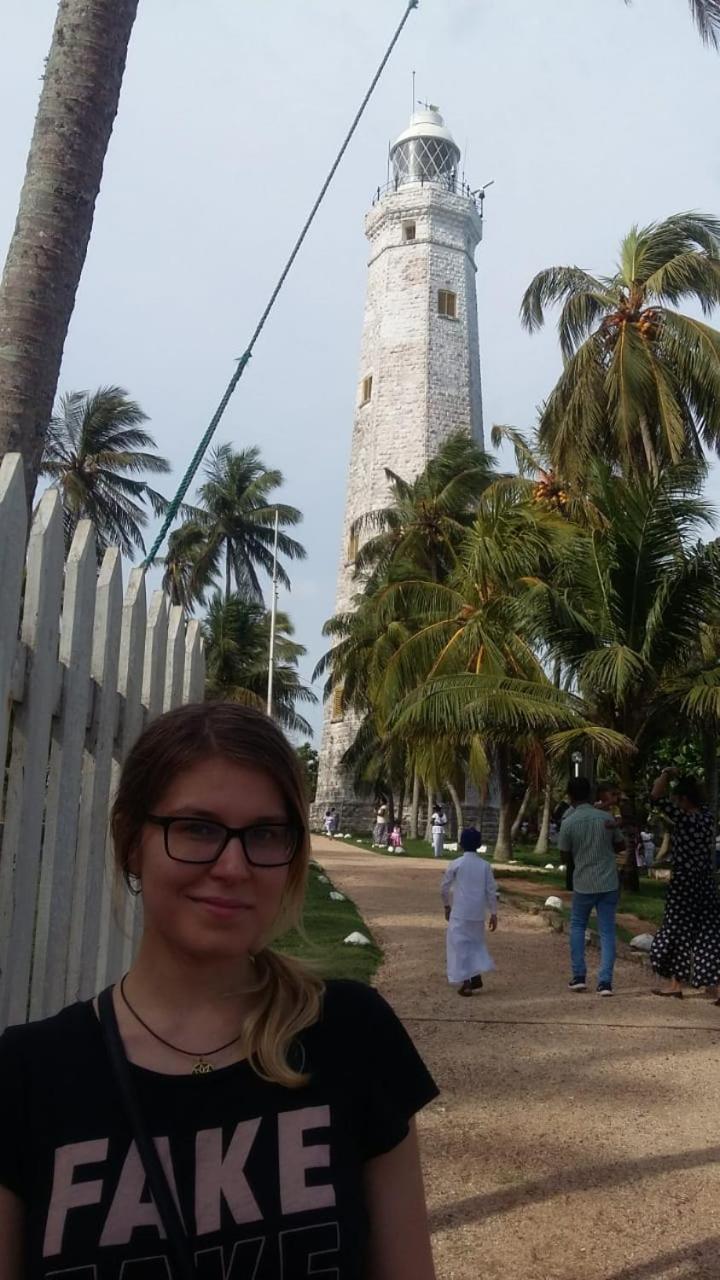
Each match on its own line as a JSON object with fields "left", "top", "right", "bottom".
{"left": 119, "top": 975, "right": 244, "bottom": 1075}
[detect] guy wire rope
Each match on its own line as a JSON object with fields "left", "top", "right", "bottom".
{"left": 144, "top": 0, "right": 420, "bottom": 567}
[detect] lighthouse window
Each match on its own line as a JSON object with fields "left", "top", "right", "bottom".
{"left": 347, "top": 531, "right": 360, "bottom": 563}
{"left": 438, "top": 289, "right": 458, "bottom": 320}
{"left": 332, "top": 684, "right": 345, "bottom": 722}
{"left": 360, "top": 375, "right": 373, "bottom": 405}
{"left": 403, "top": 221, "right": 417, "bottom": 243}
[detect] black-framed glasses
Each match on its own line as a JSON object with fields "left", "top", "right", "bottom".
{"left": 147, "top": 815, "right": 300, "bottom": 867}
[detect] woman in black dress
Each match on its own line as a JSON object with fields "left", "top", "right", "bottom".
{"left": 650, "top": 769, "right": 720, "bottom": 998}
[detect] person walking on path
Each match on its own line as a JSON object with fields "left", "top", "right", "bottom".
{"left": 373, "top": 799, "right": 388, "bottom": 847}
{"left": 431, "top": 805, "right": 448, "bottom": 858}
{"left": 558, "top": 776, "right": 625, "bottom": 996}
{"left": 0, "top": 703, "right": 439, "bottom": 1279}
{"left": 650, "top": 769, "right": 720, "bottom": 1000}
{"left": 441, "top": 827, "right": 498, "bottom": 997}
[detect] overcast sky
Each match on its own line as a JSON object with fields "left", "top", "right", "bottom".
{"left": 1, "top": 0, "right": 719, "bottom": 739}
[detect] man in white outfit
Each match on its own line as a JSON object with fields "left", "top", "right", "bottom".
{"left": 441, "top": 827, "right": 499, "bottom": 996}
{"left": 431, "top": 805, "right": 448, "bottom": 858}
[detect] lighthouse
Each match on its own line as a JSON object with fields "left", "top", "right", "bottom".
{"left": 315, "top": 107, "right": 485, "bottom": 828}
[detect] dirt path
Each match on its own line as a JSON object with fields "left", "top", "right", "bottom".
{"left": 313, "top": 837, "right": 720, "bottom": 1280}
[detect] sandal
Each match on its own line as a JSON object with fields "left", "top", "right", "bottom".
{"left": 652, "top": 988, "right": 683, "bottom": 999}
{"left": 458, "top": 982, "right": 474, "bottom": 997}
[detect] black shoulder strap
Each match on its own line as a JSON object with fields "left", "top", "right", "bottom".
{"left": 97, "top": 986, "right": 196, "bottom": 1280}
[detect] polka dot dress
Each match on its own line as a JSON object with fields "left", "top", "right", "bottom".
{"left": 650, "top": 801, "right": 720, "bottom": 987}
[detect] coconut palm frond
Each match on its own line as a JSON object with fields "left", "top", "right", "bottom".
{"left": 40, "top": 387, "right": 169, "bottom": 560}
{"left": 520, "top": 266, "right": 610, "bottom": 335}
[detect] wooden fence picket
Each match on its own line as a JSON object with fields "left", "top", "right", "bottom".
{"left": 184, "top": 619, "right": 205, "bottom": 703}
{"left": 0, "top": 455, "right": 206, "bottom": 1029}
{"left": 0, "top": 491, "right": 66, "bottom": 1026}
{"left": 164, "top": 604, "right": 186, "bottom": 712}
{"left": 30, "top": 521, "right": 97, "bottom": 1020}
{"left": 97, "top": 567, "right": 147, "bottom": 991}
{"left": 143, "top": 589, "right": 169, "bottom": 722}
{"left": 66, "top": 549, "right": 123, "bottom": 1004}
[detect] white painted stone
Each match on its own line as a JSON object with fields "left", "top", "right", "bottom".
{"left": 630, "top": 934, "right": 655, "bottom": 952}
{"left": 329, "top": 892, "right": 346, "bottom": 901}
{"left": 545, "top": 896, "right": 564, "bottom": 912}
{"left": 344, "top": 931, "right": 372, "bottom": 947}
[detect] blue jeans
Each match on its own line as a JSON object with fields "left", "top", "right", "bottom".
{"left": 570, "top": 890, "right": 619, "bottom": 987}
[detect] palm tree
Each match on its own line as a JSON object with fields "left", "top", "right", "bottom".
{"left": 317, "top": 435, "right": 495, "bottom": 829}
{"left": 203, "top": 592, "right": 317, "bottom": 735}
{"left": 161, "top": 521, "right": 218, "bottom": 611}
{"left": 315, "top": 595, "right": 420, "bottom": 828}
{"left": 370, "top": 482, "right": 594, "bottom": 856}
{"left": 538, "top": 460, "right": 720, "bottom": 811}
{"left": 41, "top": 387, "right": 169, "bottom": 558}
{"left": 521, "top": 213, "right": 720, "bottom": 482}
{"left": 0, "top": 0, "right": 141, "bottom": 502}
{"left": 352, "top": 432, "right": 496, "bottom": 585}
{"left": 185, "top": 444, "right": 306, "bottom": 603}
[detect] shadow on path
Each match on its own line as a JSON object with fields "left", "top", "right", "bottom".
{"left": 603, "top": 1236, "right": 720, "bottom": 1279}
{"left": 430, "top": 1143, "right": 720, "bottom": 1229}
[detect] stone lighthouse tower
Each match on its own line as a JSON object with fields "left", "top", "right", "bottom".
{"left": 315, "top": 107, "right": 485, "bottom": 827}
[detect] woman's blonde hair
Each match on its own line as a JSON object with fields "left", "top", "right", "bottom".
{"left": 111, "top": 700, "right": 323, "bottom": 1088}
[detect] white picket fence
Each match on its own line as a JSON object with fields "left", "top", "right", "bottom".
{"left": 0, "top": 453, "right": 205, "bottom": 1030}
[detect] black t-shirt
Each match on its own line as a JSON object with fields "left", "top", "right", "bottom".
{"left": 0, "top": 980, "right": 438, "bottom": 1279}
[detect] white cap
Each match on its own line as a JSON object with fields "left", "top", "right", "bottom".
{"left": 391, "top": 107, "right": 460, "bottom": 158}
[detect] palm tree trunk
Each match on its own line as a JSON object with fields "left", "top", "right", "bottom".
{"left": 0, "top": 0, "right": 140, "bottom": 502}
{"left": 618, "top": 763, "right": 640, "bottom": 894}
{"left": 494, "top": 745, "right": 513, "bottom": 861}
{"left": 409, "top": 771, "right": 421, "bottom": 840}
{"left": 535, "top": 780, "right": 552, "bottom": 856}
{"left": 638, "top": 413, "right": 659, "bottom": 484}
{"left": 396, "top": 779, "right": 406, "bottom": 829}
{"left": 424, "top": 785, "right": 433, "bottom": 843}
{"left": 446, "top": 781, "right": 463, "bottom": 841}
{"left": 511, "top": 785, "right": 532, "bottom": 840}
{"left": 225, "top": 543, "right": 232, "bottom": 603}
{"left": 535, "top": 661, "right": 562, "bottom": 857}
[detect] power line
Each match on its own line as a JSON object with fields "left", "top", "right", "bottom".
{"left": 145, "top": 0, "right": 420, "bottom": 567}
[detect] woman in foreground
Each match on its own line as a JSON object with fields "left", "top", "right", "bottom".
{"left": 0, "top": 701, "right": 438, "bottom": 1279}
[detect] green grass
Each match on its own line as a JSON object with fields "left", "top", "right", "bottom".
{"left": 496, "top": 864, "right": 669, "bottom": 928}
{"left": 338, "top": 832, "right": 437, "bottom": 859}
{"left": 506, "top": 841, "right": 564, "bottom": 869}
{"left": 338, "top": 833, "right": 572, "bottom": 865}
{"left": 276, "top": 863, "right": 382, "bottom": 983}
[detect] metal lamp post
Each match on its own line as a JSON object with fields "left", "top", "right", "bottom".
{"left": 571, "top": 750, "right": 583, "bottom": 779}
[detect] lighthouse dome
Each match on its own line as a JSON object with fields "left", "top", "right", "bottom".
{"left": 390, "top": 107, "right": 461, "bottom": 187}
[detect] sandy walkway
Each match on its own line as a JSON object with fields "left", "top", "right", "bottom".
{"left": 313, "top": 838, "right": 720, "bottom": 1280}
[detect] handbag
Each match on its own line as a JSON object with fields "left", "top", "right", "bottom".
{"left": 98, "top": 986, "right": 196, "bottom": 1280}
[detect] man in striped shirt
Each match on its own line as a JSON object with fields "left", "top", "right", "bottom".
{"left": 558, "top": 777, "right": 625, "bottom": 996}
